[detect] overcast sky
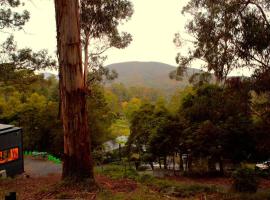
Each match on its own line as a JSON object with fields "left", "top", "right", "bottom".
{"left": 12, "top": 0, "right": 188, "bottom": 66}
{"left": 8, "top": 0, "right": 251, "bottom": 76}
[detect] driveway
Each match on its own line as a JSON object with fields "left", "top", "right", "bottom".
{"left": 24, "top": 156, "right": 62, "bottom": 177}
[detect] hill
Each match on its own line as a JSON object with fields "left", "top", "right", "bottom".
{"left": 106, "top": 61, "right": 201, "bottom": 94}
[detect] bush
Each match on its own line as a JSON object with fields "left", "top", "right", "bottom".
{"left": 232, "top": 167, "right": 259, "bottom": 193}
{"left": 255, "top": 168, "right": 270, "bottom": 179}
{"left": 123, "top": 168, "right": 139, "bottom": 180}
{"left": 138, "top": 174, "right": 154, "bottom": 183}
{"left": 137, "top": 165, "right": 149, "bottom": 171}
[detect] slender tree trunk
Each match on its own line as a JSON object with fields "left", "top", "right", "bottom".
{"left": 149, "top": 162, "right": 154, "bottom": 170}
{"left": 119, "top": 144, "right": 122, "bottom": 161}
{"left": 54, "top": 0, "right": 94, "bottom": 180}
{"left": 208, "top": 158, "right": 215, "bottom": 173}
{"left": 164, "top": 156, "right": 167, "bottom": 170}
{"left": 219, "top": 157, "right": 224, "bottom": 175}
{"left": 179, "top": 152, "right": 183, "bottom": 171}
{"left": 173, "top": 153, "right": 176, "bottom": 175}
{"left": 188, "top": 155, "right": 192, "bottom": 172}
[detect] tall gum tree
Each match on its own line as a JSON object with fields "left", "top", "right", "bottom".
{"left": 54, "top": 0, "right": 94, "bottom": 180}
{"left": 174, "top": 0, "right": 270, "bottom": 83}
{"left": 80, "top": 0, "right": 133, "bottom": 85}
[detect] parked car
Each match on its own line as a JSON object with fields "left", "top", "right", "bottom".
{"left": 255, "top": 160, "right": 270, "bottom": 170}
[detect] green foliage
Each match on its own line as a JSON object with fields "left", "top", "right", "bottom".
{"left": 95, "top": 164, "right": 138, "bottom": 180}
{"left": 251, "top": 91, "right": 270, "bottom": 125}
{"left": 0, "top": 0, "right": 30, "bottom": 30}
{"left": 0, "top": 36, "right": 56, "bottom": 73}
{"left": 232, "top": 168, "right": 259, "bottom": 193}
{"left": 24, "top": 151, "right": 61, "bottom": 164}
{"left": 168, "top": 87, "right": 194, "bottom": 114}
{"left": 47, "top": 154, "right": 61, "bottom": 164}
{"left": 0, "top": 85, "right": 62, "bottom": 155}
{"left": 127, "top": 81, "right": 261, "bottom": 173}
{"left": 104, "top": 89, "right": 121, "bottom": 114}
{"left": 96, "top": 164, "right": 221, "bottom": 198}
{"left": 97, "top": 186, "right": 170, "bottom": 200}
{"left": 177, "top": 0, "right": 270, "bottom": 82}
{"left": 138, "top": 174, "right": 154, "bottom": 183}
{"left": 88, "top": 84, "right": 116, "bottom": 148}
{"left": 180, "top": 83, "right": 254, "bottom": 163}
{"left": 81, "top": 0, "right": 133, "bottom": 84}
{"left": 127, "top": 103, "right": 156, "bottom": 162}
{"left": 109, "top": 83, "right": 131, "bottom": 102}
{"left": 121, "top": 97, "right": 142, "bottom": 121}
{"left": 81, "top": 0, "right": 133, "bottom": 42}
{"left": 108, "top": 83, "right": 164, "bottom": 103}
{"left": 128, "top": 101, "right": 185, "bottom": 169}
{"left": 0, "top": 69, "right": 117, "bottom": 156}
{"left": 110, "top": 118, "right": 130, "bottom": 137}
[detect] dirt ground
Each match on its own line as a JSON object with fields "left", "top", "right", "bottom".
{"left": 0, "top": 173, "right": 139, "bottom": 200}
{"left": 0, "top": 157, "right": 138, "bottom": 200}
{"left": 1, "top": 158, "right": 270, "bottom": 199}
{"left": 166, "top": 175, "right": 270, "bottom": 189}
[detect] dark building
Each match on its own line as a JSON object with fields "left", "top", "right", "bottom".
{"left": 0, "top": 124, "right": 24, "bottom": 176}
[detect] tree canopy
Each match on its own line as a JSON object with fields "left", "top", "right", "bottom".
{"left": 175, "top": 0, "right": 270, "bottom": 82}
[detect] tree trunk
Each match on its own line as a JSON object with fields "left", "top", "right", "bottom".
{"left": 173, "top": 153, "right": 176, "bottom": 175}
{"left": 188, "top": 155, "right": 192, "bottom": 172}
{"left": 208, "top": 158, "right": 215, "bottom": 173}
{"left": 179, "top": 152, "right": 183, "bottom": 171}
{"left": 83, "top": 32, "right": 90, "bottom": 85}
{"left": 219, "top": 158, "right": 224, "bottom": 175}
{"left": 54, "top": 0, "right": 94, "bottom": 180}
{"left": 119, "top": 144, "right": 122, "bottom": 161}
{"left": 164, "top": 156, "right": 167, "bottom": 170}
{"left": 149, "top": 162, "right": 154, "bottom": 170}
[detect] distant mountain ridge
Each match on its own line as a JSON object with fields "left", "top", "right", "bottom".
{"left": 106, "top": 61, "right": 201, "bottom": 94}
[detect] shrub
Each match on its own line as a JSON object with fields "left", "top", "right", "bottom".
{"left": 138, "top": 174, "right": 154, "bottom": 183}
{"left": 255, "top": 168, "right": 270, "bottom": 179}
{"left": 137, "top": 165, "right": 149, "bottom": 171}
{"left": 123, "top": 168, "right": 139, "bottom": 180}
{"left": 232, "top": 167, "right": 259, "bottom": 193}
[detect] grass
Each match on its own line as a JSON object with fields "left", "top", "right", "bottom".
{"left": 95, "top": 164, "right": 270, "bottom": 200}
{"left": 24, "top": 151, "right": 61, "bottom": 164}
{"left": 97, "top": 186, "right": 177, "bottom": 200}
{"left": 95, "top": 164, "right": 139, "bottom": 180}
{"left": 95, "top": 164, "right": 222, "bottom": 198}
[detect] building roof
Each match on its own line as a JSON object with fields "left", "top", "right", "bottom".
{"left": 0, "top": 124, "right": 21, "bottom": 135}
{"left": 0, "top": 124, "right": 14, "bottom": 131}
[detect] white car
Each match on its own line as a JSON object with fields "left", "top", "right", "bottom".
{"left": 255, "top": 160, "right": 270, "bottom": 170}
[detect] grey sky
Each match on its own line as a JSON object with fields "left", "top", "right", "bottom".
{"left": 8, "top": 0, "right": 251, "bottom": 76}
{"left": 12, "top": 0, "right": 188, "bottom": 66}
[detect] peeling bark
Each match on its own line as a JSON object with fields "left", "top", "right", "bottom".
{"left": 54, "top": 0, "right": 94, "bottom": 180}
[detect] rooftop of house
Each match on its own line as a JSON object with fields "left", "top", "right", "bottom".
{"left": 0, "top": 124, "right": 21, "bottom": 135}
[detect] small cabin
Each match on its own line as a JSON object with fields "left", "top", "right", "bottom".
{"left": 0, "top": 124, "right": 24, "bottom": 177}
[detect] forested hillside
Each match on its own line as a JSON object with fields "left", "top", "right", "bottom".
{"left": 106, "top": 62, "right": 202, "bottom": 95}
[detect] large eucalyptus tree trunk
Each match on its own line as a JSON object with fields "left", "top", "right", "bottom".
{"left": 54, "top": 0, "right": 94, "bottom": 180}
